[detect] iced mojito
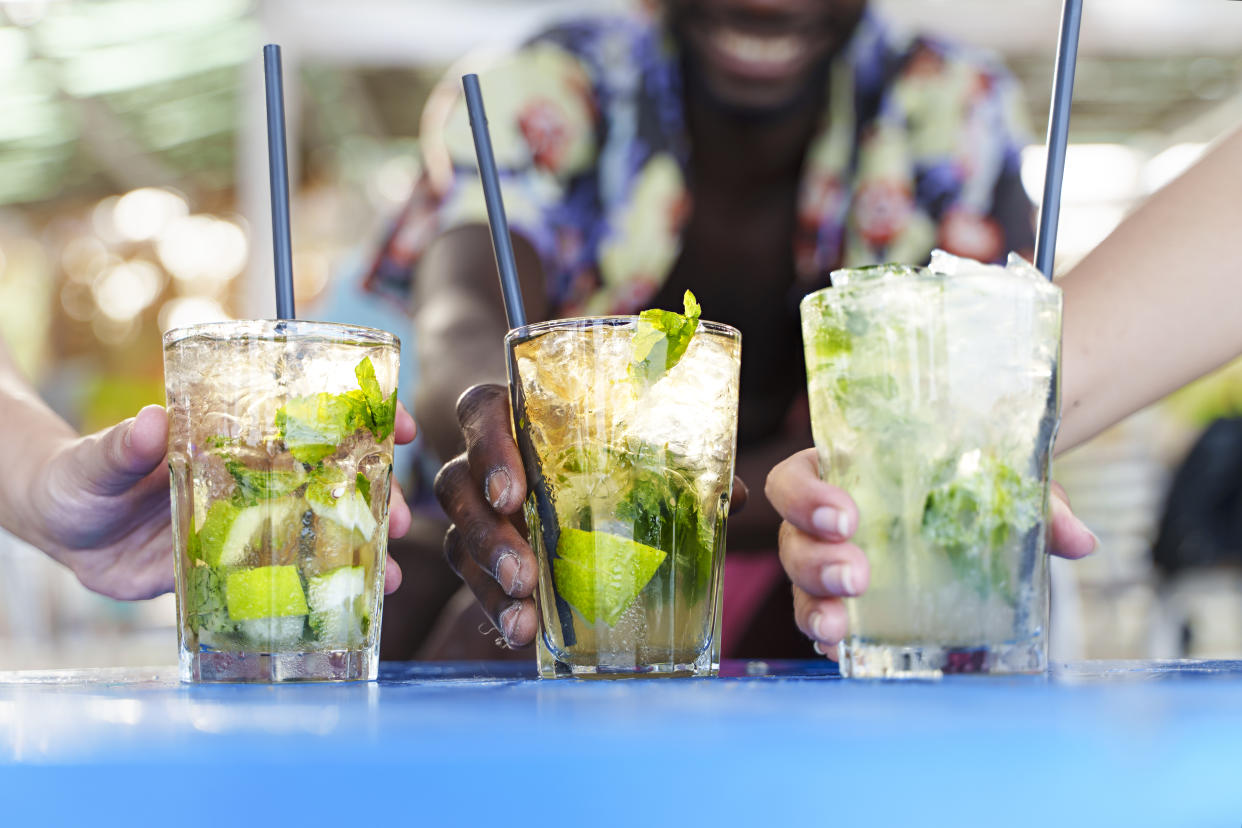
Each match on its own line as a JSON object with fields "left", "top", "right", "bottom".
{"left": 164, "top": 320, "right": 399, "bottom": 682}
{"left": 507, "top": 294, "right": 741, "bottom": 678}
{"left": 800, "top": 252, "right": 1061, "bottom": 678}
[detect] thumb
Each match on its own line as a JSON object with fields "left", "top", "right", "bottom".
{"left": 60, "top": 405, "right": 169, "bottom": 498}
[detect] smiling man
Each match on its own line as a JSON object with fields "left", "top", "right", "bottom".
{"left": 370, "top": 0, "right": 1036, "bottom": 658}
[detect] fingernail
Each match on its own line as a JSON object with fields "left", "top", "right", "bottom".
{"left": 811, "top": 506, "right": 851, "bottom": 538}
{"left": 493, "top": 550, "right": 522, "bottom": 595}
{"left": 485, "top": 468, "right": 512, "bottom": 509}
{"left": 821, "top": 563, "right": 857, "bottom": 596}
{"left": 809, "top": 611, "right": 827, "bottom": 641}
{"left": 123, "top": 419, "right": 135, "bottom": 449}
{"left": 498, "top": 602, "right": 521, "bottom": 645}
{"left": 812, "top": 641, "right": 825, "bottom": 656}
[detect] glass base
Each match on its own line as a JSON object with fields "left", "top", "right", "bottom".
{"left": 840, "top": 638, "right": 1046, "bottom": 680}
{"left": 535, "top": 633, "right": 718, "bottom": 679}
{"left": 180, "top": 643, "right": 379, "bottom": 683}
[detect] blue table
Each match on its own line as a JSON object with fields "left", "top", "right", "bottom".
{"left": 2, "top": 660, "right": 1240, "bottom": 826}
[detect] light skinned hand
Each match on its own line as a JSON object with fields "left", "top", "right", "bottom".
{"left": 31, "top": 402, "right": 418, "bottom": 600}
{"left": 765, "top": 448, "right": 1097, "bottom": 659}
{"left": 434, "top": 383, "right": 749, "bottom": 649}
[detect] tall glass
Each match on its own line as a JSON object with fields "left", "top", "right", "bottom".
{"left": 164, "top": 320, "right": 399, "bottom": 682}
{"left": 800, "top": 254, "right": 1062, "bottom": 678}
{"left": 506, "top": 317, "right": 741, "bottom": 678}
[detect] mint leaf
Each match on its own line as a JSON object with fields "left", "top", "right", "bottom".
{"left": 354, "top": 357, "right": 397, "bottom": 442}
{"left": 920, "top": 453, "right": 1041, "bottom": 604}
{"left": 275, "top": 392, "right": 368, "bottom": 465}
{"left": 356, "top": 472, "right": 372, "bottom": 507}
{"left": 225, "top": 459, "right": 307, "bottom": 505}
{"left": 631, "top": 290, "right": 702, "bottom": 385}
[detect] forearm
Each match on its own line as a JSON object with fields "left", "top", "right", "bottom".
{"left": 0, "top": 345, "right": 75, "bottom": 546}
{"left": 412, "top": 224, "right": 548, "bottom": 462}
{"left": 1057, "top": 126, "right": 1242, "bottom": 454}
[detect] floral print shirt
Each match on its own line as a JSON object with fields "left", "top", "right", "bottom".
{"left": 365, "top": 8, "right": 1035, "bottom": 316}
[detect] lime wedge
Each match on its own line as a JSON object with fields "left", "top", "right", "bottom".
{"left": 553, "top": 528, "right": 667, "bottom": 626}
{"left": 307, "top": 565, "right": 367, "bottom": 645}
{"left": 196, "top": 498, "right": 301, "bottom": 567}
{"left": 307, "top": 469, "right": 379, "bottom": 537}
{"left": 225, "top": 565, "right": 308, "bottom": 620}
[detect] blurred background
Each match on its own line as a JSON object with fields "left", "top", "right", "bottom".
{"left": 2, "top": 0, "right": 1241, "bottom": 669}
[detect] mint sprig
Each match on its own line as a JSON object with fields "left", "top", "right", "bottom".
{"left": 631, "top": 290, "right": 702, "bottom": 386}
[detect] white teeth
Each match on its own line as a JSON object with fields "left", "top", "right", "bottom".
{"left": 715, "top": 28, "right": 804, "bottom": 65}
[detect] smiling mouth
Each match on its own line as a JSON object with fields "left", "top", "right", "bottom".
{"left": 695, "top": 20, "right": 822, "bottom": 84}
{"left": 715, "top": 29, "right": 806, "bottom": 66}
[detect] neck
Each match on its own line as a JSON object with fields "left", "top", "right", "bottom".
{"left": 683, "top": 63, "right": 828, "bottom": 189}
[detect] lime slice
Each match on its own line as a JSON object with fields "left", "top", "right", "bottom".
{"left": 307, "top": 565, "right": 367, "bottom": 646}
{"left": 196, "top": 498, "right": 301, "bottom": 567}
{"left": 225, "top": 565, "right": 308, "bottom": 620}
{"left": 553, "top": 528, "right": 667, "bottom": 626}
{"left": 307, "top": 471, "right": 378, "bottom": 537}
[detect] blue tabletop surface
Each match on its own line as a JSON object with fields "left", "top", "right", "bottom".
{"left": 2, "top": 659, "right": 1241, "bottom": 827}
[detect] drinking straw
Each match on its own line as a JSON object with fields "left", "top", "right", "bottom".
{"left": 1033, "top": 0, "right": 1083, "bottom": 281}
{"left": 264, "top": 44, "right": 296, "bottom": 319}
{"left": 461, "top": 73, "right": 527, "bottom": 329}
{"left": 461, "top": 73, "right": 574, "bottom": 646}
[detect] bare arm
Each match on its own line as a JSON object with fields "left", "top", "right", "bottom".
{"left": 412, "top": 224, "right": 549, "bottom": 462}
{"left": 1058, "top": 126, "right": 1242, "bottom": 453}
{"left": 0, "top": 342, "right": 79, "bottom": 544}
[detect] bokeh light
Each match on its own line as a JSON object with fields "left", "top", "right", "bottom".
{"left": 155, "top": 214, "right": 247, "bottom": 286}
{"left": 113, "top": 187, "right": 189, "bottom": 242}
{"left": 92, "top": 259, "right": 165, "bottom": 322}
{"left": 60, "top": 236, "right": 112, "bottom": 284}
{"left": 158, "top": 295, "right": 231, "bottom": 332}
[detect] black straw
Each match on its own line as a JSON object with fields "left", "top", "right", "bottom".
{"left": 461, "top": 73, "right": 526, "bottom": 329}
{"left": 1034, "top": 0, "right": 1083, "bottom": 281}
{"left": 264, "top": 44, "right": 296, "bottom": 319}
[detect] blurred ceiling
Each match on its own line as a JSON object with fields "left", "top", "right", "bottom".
{"left": 0, "top": 0, "right": 1239, "bottom": 208}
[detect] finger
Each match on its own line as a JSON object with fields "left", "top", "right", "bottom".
{"left": 384, "top": 555, "right": 403, "bottom": 594}
{"left": 765, "top": 448, "right": 858, "bottom": 541}
{"left": 387, "top": 478, "right": 411, "bottom": 539}
{"left": 434, "top": 456, "right": 535, "bottom": 599}
{"left": 729, "top": 475, "right": 748, "bottom": 514}
{"left": 456, "top": 384, "right": 526, "bottom": 514}
{"left": 778, "top": 520, "right": 870, "bottom": 598}
{"left": 394, "top": 402, "right": 417, "bottom": 445}
{"left": 443, "top": 524, "right": 539, "bottom": 647}
{"left": 793, "top": 585, "right": 848, "bottom": 659}
{"left": 1048, "top": 481, "right": 1097, "bottom": 559}
{"left": 64, "top": 405, "right": 169, "bottom": 498}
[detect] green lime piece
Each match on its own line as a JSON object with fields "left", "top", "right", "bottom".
{"left": 553, "top": 528, "right": 667, "bottom": 626}
{"left": 306, "top": 468, "right": 379, "bottom": 537}
{"left": 196, "top": 498, "right": 301, "bottom": 567}
{"left": 197, "top": 501, "right": 259, "bottom": 567}
{"left": 225, "top": 565, "right": 308, "bottom": 620}
{"left": 307, "top": 565, "right": 367, "bottom": 646}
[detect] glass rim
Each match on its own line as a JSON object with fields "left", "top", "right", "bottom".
{"left": 162, "top": 319, "right": 400, "bottom": 349}
{"left": 801, "top": 270, "right": 1059, "bottom": 310}
{"left": 504, "top": 315, "right": 740, "bottom": 344}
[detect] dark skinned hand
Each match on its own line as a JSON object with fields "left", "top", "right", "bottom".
{"left": 434, "top": 383, "right": 749, "bottom": 648}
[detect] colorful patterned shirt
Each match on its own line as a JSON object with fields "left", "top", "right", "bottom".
{"left": 365, "top": 8, "right": 1035, "bottom": 316}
